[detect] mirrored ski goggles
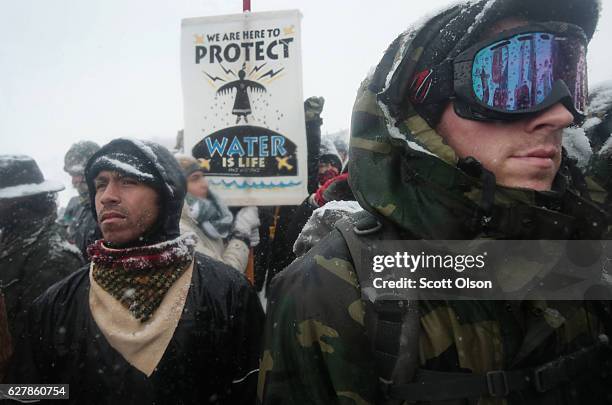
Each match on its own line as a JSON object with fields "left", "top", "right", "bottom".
{"left": 412, "top": 23, "right": 589, "bottom": 123}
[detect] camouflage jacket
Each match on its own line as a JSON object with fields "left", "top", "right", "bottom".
{"left": 258, "top": 1, "right": 611, "bottom": 403}
{"left": 259, "top": 223, "right": 612, "bottom": 405}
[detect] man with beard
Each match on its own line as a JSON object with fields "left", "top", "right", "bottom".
{"left": 6, "top": 139, "right": 264, "bottom": 404}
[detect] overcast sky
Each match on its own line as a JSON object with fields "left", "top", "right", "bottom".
{"left": 1, "top": 0, "right": 611, "bottom": 207}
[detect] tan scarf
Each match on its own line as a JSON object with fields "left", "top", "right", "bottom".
{"left": 89, "top": 258, "right": 194, "bottom": 376}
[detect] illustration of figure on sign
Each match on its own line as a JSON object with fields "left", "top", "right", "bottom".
{"left": 216, "top": 64, "right": 266, "bottom": 124}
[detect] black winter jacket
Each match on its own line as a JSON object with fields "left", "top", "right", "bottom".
{"left": 5, "top": 252, "right": 265, "bottom": 404}
{"left": 0, "top": 215, "right": 83, "bottom": 339}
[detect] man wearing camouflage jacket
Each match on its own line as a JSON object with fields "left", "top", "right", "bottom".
{"left": 258, "top": 0, "right": 612, "bottom": 404}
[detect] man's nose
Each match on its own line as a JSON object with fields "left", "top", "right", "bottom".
{"left": 99, "top": 182, "right": 121, "bottom": 205}
{"left": 524, "top": 103, "right": 574, "bottom": 134}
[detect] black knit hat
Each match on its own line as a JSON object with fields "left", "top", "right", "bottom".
{"left": 87, "top": 151, "right": 161, "bottom": 190}
{"left": 374, "top": 0, "right": 600, "bottom": 128}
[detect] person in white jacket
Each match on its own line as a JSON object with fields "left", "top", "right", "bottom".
{"left": 176, "top": 155, "right": 259, "bottom": 274}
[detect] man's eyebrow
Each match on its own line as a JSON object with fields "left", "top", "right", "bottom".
{"left": 116, "top": 173, "right": 140, "bottom": 182}
{"left": 94, "top": 174, "right": 109, "bottom": 184}
{"left": 94, "top": 171, "right": 141, "bottom": 182}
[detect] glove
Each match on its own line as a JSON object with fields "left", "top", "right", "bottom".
{"left": 232, "top": 206, "right": 260, "bottom": 244}
{"left": 314, "top": 173, "right": 352, "bottom": 206}
{"left": 304, "top": 96, "right": 325, "bottom": 122}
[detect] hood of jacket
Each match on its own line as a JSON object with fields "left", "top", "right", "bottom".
{"left": 584, "top": 82, "right": 612, "bottom": 201}
{"left": 319, "top": 135, "right": 343, "bottom": 172}
{"left": 85, "top": 138, "right": 187, "bottom": 245}
{"left": 585, "top": 81, "right": 612, "bottom": 153}
{"left": 348, "top": 0, "right": 607, "bottom": 240}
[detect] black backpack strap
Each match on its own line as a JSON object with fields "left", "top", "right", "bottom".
{"left": 336, "top": 212, "right": 612, "bottom": 403}
{"left": 334, "top": 210, "right": 381, "bottom": 303}
{"left": 335, "top": 212, "right": 420, "bottom": 402}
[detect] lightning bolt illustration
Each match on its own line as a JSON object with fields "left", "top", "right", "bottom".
{"left": 219, "top": 63, "right": 236, "bottom": 77}
{"left": 258, "top": 68, "right": 284, "bottom": 80}
{"left": 204, "top": 72, "right": 226, "bottom": 83}
{"left": 249, "top": 63, "right": 267, "bottom": 77}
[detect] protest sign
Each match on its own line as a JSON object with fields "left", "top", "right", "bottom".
{"left": 181, "top": 10, "right": 307, "bottom": 206}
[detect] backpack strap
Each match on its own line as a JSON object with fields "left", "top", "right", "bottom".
{"left": 335, "top": 212, "right": 420, "bottom": 402}
{"left": 389, "top": 337, "right": 610, "bottom": 401}
{"left": 335, "top": 211, "right": 612, "bottom": 402}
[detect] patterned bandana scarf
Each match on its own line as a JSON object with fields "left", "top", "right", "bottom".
{"left": 88, "top": 234, "right": 196, "bottom": 322}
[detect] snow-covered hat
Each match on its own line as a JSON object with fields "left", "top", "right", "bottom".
{"left": 0, "top": 155, "right": 64, "bottom": 200}
{"left": 87, "top": 148, "right": 161, "bottom": 190}
{"left": 64, "top": 140, "right": 100, "bottom": 175}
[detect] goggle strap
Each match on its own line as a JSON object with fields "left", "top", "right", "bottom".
{"left": 409, "top": 60, "right": 454, "bottom": 106}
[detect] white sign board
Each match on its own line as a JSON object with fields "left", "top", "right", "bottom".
{"left": 181, "top": 10, "right": 307, "bottom": 206}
